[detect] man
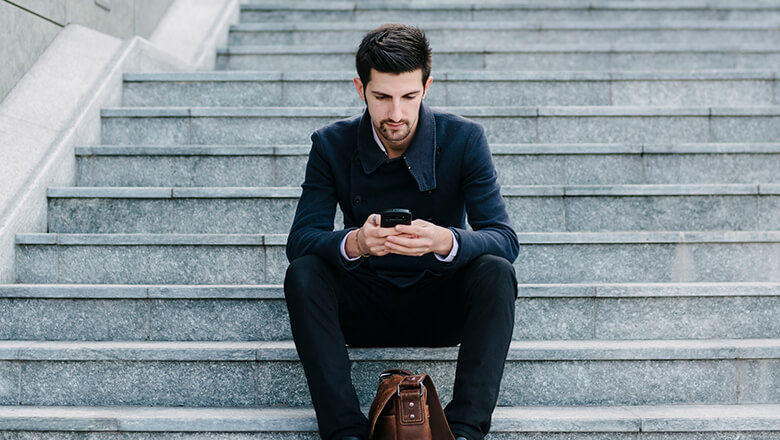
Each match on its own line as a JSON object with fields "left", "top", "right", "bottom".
{"left": 284, "top": 24, "right": 519, "bottom": 440}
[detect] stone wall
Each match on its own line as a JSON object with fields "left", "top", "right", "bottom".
{"left": 0, "top": 0, "right": 174, "bottom": 102}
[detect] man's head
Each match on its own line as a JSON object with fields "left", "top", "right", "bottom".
{"left": 353, "top": 24, "right": 433, "bottom": 157}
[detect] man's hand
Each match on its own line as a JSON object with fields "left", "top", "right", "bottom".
{"left": 345, "top": 214, "right": 404, "bottom": 258}
{"left": 383, "top": 219, "right": 453, "bottom": 257}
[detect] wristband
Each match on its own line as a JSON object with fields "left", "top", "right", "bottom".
{"left": 356, "top": 228, "right": 371, "bottom": 258}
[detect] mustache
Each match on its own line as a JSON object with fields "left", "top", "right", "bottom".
{"left": 380, "top": 119, "right": 410, "bottom": 126}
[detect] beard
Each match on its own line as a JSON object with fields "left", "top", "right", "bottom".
{"left": 377, "top": 119, "right": 412, "bottom": 143}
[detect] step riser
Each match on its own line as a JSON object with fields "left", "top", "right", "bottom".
{"left": 122, "top": 79, "right": 780, "bottom": 107}
{"left": 229, "top": 28, "right": 780, "bottom": 47}
{"left": 100, "top": 114, "right": 780, "bottom": 145}
{"left": 216, "top": 51, "right": 780, "bottom": 72}
{"left": 238, "top": 10, "right": 780, "bottom": 24}
{"left": 1, "top": 296, "right": 779, "bottom": 341}
{"left": 15, "top": 242, "right": 780, "bottom": 284}
{"left": 46, "top": 195, "right": 780, "bottom": 233}
{"left": 75, "top": 153, "right": 780, "bottom": 187}
{"left": 1, "top": 358, "right": 777, "bottom": 407}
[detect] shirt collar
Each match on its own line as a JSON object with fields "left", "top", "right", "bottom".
{"left": 357, "top": 101, "right": 437, "bottom": 192}
{"left": 370, "top": 123, "right": 388, "bottom": 155}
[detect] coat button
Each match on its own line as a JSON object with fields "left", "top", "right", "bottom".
{"left": 353, "top": 195, "right": 362, "bottom": 205}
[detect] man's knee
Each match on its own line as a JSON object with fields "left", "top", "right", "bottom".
{"left": 463, "top": 254, "right": 518, "bottom": 301}
{"left": 284, "top": 254, "right": 334, "bottom": 304}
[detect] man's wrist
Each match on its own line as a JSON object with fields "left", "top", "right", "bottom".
{"left": 433, "top": 225, "right": 454, "bottom": 255}
{"left": 345, "top": 228, "right": 370, "bottom": 259}
{"left": 341, "top": 230, "right": 361, "bottom": 261}
{"left": 344, "top": 229, "right": 360, "bottom": 259}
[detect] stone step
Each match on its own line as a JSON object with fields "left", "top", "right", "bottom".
{"left": 13, "top": 232, "right": 780, "bottom": 284}
{"left": 0, "top": 283, "right": 778, "bottom": 341}
{"left": 1, "top": 404, "right": 780, "bottom": 436}
{"left": 121, "top": 70, "right": 780, "bottom": 107}
{"left": 215, "top": 43, "right": 780, "bottom": 71}
{"left": 237, "top": 2, "right": 780, "bottom": 24}
{"left": 0, "top": 339, "right": 778, "bottom": 407}
{"left": 45, "top": 184, "right": 780, "bottom": 234}
{"left": 74, "top": 143, "right": 780, "bottom": 187}
{"left": 229, "top": 21, "right": 780, "bottom": 46}
{"left": 99, "top": 106, "right": 780, "bottom": 145}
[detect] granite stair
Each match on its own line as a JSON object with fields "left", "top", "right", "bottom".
{"left": 3, "top": 0, "right": 780, "bottom": 437}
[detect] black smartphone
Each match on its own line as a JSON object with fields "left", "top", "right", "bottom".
{"left": 380, "top": 208, "right": 412, "bottom": 228}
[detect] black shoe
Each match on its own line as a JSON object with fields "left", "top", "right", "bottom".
{"left": 455, "top": 437, "right": 469, "bottom": 440}
{"left": 342, "top": 437, "right": 363, "bottom": 440}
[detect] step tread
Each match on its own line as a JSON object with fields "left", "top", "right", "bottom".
{"left": 74, "top": 143, "right": 780, "bottom": 155}
{"left": 239, "top": 1, "right": 780, "bottom": 11}
{"left": 99, "top": 105, "right": 780, "bottom": 117}
{"left": 228, "top": 20, "right": 780, "bottom": 31}
{"left": 45, "top": 183, "right": 780, "bottom": 198}
{"left": 217, "top": 43, "right": 780, "bottom": 54}
{"left": 14, "top": 231, "right": 780, "bottom": 245}
{"left": 1, "top": 282, "right": 778, "bottom": 299}
{"left": 0, "top": 339, "right": 779, "bottom": 361}
{"left": 122, "top": 70, "right": 779, "bottom": 81}
{"left": 1, "top": 404, "right": 780, "bottom": 432}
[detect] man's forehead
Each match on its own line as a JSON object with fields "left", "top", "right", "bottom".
{"left": 365, "top": 69, "right": 425, "bottom": 95}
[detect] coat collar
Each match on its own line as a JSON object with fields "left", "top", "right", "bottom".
{"left": 357, "top": 101, "right": 437, "bottom": 192}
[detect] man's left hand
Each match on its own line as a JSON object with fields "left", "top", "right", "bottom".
{"left": 383, "top": 219, "right": 453, "bottom": 257}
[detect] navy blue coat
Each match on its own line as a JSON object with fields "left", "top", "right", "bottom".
{"left": 286, "top": 102, "right": 519, "bottom": 287}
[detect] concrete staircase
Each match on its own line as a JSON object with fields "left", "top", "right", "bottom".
{"left": 2, "top": 0, "right": 780, "bottom": 437}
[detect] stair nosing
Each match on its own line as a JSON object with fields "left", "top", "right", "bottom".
{"left": 123, "top": 70, "right": 779, "bottom": 82}
{"left": 1, "top": 339, "right": 779, "bottom": 361}
{"left": 99, "top": 105, "right": 780, "bottom": 118}
{"left": 45, "top": 183, "right": 778, "bottom": 198}
{"left": 216, "top": 43, "right": 780, "bottom": 54}
{"left": 228, "top": 21, "right": 780, "bottom": 32}
{"left": 1, "top": 282, "right": 778, "bottom": 299}
{"left": 239, "top": 1, "right": 780, "bottom": 12}
{"left": 2, "top": 404, "right": 779, "bottom": 433}
{"left": 73, "top": 143, "right": 780, "bottom": 156}
{"left": 14, "top": 231, "right": 780, "bottom": 245}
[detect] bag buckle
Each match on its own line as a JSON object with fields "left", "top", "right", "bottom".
{"left": 397, "top": 381, "right": 424, "bottom": 397}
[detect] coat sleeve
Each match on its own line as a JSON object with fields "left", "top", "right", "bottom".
{"left": 446, "top": 124, "right": 520, "bottom": 269}
{"left": 286, "top": 131, "right": 362, "bottom": 269}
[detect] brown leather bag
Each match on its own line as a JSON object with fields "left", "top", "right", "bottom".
{"left": 368, "top": 369, "right": 456, "bottom": 440}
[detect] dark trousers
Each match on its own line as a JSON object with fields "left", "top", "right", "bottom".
{"left": 283, "top": 253, "right": 518, "bottom": 440}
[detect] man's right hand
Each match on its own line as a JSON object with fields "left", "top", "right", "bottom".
{"left": 345, "top": 213, "right": 405, "bottom": 258}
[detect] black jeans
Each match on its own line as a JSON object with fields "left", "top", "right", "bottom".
{"left": 283, "top": 253, "right": 518, "bottom": 440}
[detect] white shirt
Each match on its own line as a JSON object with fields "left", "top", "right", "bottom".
{"left": 339, "top": 123, "right": 460, "bottom": 262}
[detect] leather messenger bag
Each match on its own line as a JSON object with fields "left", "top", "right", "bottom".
{"left": 368, "top": 369, "right": 456, "bottom": 440}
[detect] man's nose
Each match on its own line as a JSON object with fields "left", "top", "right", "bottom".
{"left": 388, "top": 99, "right": 403, "bottom": 121}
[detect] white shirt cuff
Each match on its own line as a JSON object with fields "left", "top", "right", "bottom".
{"left": 340, "top": 230, "right": 361, "bottom": 261}
{"left": 434, "top": 230, "right": 459, "bottom": 262}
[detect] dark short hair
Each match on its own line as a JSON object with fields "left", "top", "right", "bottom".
{"left": 355, "top": 24, "right": 432, "bottom": 88}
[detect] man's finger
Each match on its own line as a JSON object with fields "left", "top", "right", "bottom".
{"left": 385, "top": 235, "right": 430, "bottom": 248}
{"left": 375, "top": 227, "right": 405, "bottom": 237}
{"left": 365, "top": 213, "right": 380, "bottom": 228}
{"left": 394, "top": 224, "right": 427, "bottom": 236}
{"left": 386, "top": 245, "right": 429, "bottom": 256}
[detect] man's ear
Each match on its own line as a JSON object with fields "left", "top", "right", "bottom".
{"left": 353, "top": 77, "right": 366, "bottom": 102}
{"left": 422, "top": 76, "right": 434, "bottom": 100}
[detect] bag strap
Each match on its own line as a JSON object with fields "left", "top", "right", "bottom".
{"left": 421, "top": 374, "right": 455, "bottom": 440}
